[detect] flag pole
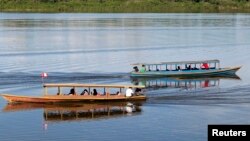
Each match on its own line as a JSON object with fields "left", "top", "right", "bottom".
{"left": 41, "top": 72, "right": 48, "bottom": 95}
{"left": 41, "top": 72, "right": 47, "bottom": 85}
{"left": 42, "top": 77, "right": 44, "bottom": 85}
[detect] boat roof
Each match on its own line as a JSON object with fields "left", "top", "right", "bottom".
{"left": 131, "top": 59, "right": 220, "bottom": 66}
{"left": 43, "top": 83, "right": 145, "bottom": 88}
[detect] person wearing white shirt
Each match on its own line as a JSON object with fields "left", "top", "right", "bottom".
{"left": 125, "top": 87, "right": 133, "bottom": 97}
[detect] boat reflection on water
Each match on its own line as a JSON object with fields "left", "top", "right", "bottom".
{"left": 131, "top": 75, "right": 241, "bottom": 91}
{"left": 2, "top": 101, "right": 144, "bottom": 123}
{"left": 43, "top": 102, "right": 143, "bottom": 122}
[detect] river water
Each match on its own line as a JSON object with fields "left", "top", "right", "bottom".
{"left": 1, "top": 13, "right": 250, "bottom": 141}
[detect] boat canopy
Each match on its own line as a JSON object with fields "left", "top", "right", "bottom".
{"left": 131, "top": 59, "right": 220, "bottom": 66}
{"left": 43, "top": 83, "right": 145, "bottom": 89}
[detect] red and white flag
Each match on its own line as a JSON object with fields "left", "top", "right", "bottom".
{"left": 41, "top": 72, "right": 48, "bottom": 78}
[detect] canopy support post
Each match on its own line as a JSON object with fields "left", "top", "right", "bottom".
{"left": 44, "top": 87, "right": 47, "bottom": 96}
{"left": 58, "top": 87, "right": 61, "bottom": 95}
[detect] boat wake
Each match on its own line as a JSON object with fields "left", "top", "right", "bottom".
{"left": 146, "top": 84, "right": 250, "bottom": 105}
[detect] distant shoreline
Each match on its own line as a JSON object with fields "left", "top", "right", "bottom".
{"left": 1, "top": 0, "right": 250, "bottom": 13}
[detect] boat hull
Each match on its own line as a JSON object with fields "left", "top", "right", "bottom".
{"left": 130, "top": 66, "right": 241, "bottom": 77}
{"left": 1, "top": 94, "right": 147, "bottom": 103}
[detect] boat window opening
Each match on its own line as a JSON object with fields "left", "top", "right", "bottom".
{"left": 191, "top": 64, "right": 195, "bottom": 70}
{"left": 107, "top": 88, "right": 111, "bottom": 96}
{"left": 83, "top": 88, "right": 92, "bottom": 95}
{"left": 108, "top": 88, "right": 123, "bottom": 95}
{"left": 89, "top": 88, "right": 104, "bottom": 96}
{"left": 103, "top": 88, "right": 106, "bottom": 95}
{"left": 166, "top": 64, "right": 169, "bottom": 71}
{"left": 45, "top": 87, "right": 66, "bottom": 96}
{"left": 57, "top": 87, "right": 61, "bottom": 95}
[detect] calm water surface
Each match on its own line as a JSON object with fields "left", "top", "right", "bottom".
{"left": 1, "top": 13, "right": 250, "bottom": 141}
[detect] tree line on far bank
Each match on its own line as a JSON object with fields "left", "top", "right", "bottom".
{"left": 1, "top": 0, "right": 250, "bottom": 13}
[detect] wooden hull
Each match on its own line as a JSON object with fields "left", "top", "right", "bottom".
{"left": 1, "top": 94, "right": 147, "bottom": 103}
{"left": 130, "top": 66, "right": 241, "bottom": 77}
{"left": 2, "top": 101, "right": 144, "bottom": 112}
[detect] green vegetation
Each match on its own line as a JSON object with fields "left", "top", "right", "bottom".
{"left": 1, "top": 0, "right": 250, "bottom": 13}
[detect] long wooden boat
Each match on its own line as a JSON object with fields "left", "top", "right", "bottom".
{"left": 1, "top": 83, "right": 146, "bottom": 103}
{"left": 131, "top": 59, "right": 241, "bottom": 77}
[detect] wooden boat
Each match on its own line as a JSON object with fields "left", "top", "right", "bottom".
{"left": 130, "top": 59, "right": 241, "bottom": 77}
{"left": 1, "top": 83, "right": 146, "bottom": 103}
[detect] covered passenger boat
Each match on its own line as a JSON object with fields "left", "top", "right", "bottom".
{"left": 130, "top": 59, "right": 241, "bottom": 77}
{"left": 1, "top": 83, "right": 146, "bottom": 103}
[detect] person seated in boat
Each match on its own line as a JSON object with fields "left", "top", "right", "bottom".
{"left": 68, "top": 88, "right": 76, "bottom": 95}
{"left": 134, "top": 88, "right": 142, "bottom": 96}
{"left": 81, "top": 89, "right": 89, "bottom": 95}
{"left": 93, "top": 89, "right": 98, "bottom": 96}
{"left": 98, "top": 90, "right": 106, "bottom": 96}
{"left": 192, "top": 67, "right": 198, "bottom": 70}
{"left": 133, "top": 66, "right": 139, "bottom": 72}
{"left": 185, "top": 64, "right": 188, "bottom": 70}
{"left": 139, "top": 65, "right": 146, "bottom": 73}
{"left": 125, "top": 87, "right": 134, "bottom": 97}
{"left": 201, "top": 63, "right": 209, "bottom": 70}
{"left": 116, "top": 91, "right": 121, "bottom": 95}
{"left": 177, "top": 66, "right": 181, "bottom": 71}
{"left": 187, "top": 65, "right": 191, "bottom": 70}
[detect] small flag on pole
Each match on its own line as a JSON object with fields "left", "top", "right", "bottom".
{"left": 41, "top": 72, "right": 48, "bottom": 78}
{"left": 41, "top": 72, "right": 48, "bottom": 84}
